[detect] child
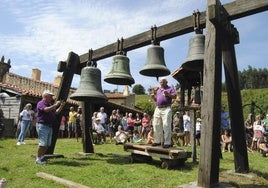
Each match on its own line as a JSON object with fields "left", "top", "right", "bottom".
{"left": 221, "top": 129, "right": 232, "bottom": 152}
{"left": 114, "top": 125, "right": 128, "bottom": 145}
{"left": 195, "top": 118, "right": 201, "bottom": 146}
{"left": 146, "top": 127, "right": 154, "bottom": 144}
{"left": 132, "top": 130, "right": 142, "bottom": 143}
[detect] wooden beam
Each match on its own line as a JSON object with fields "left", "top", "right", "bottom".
{"left": 222, "top": 35, "right": 249, "bottom": 173}
{"left": 47, "top": 52, "right": 80, "bottom": 154}
{"left": 36, "top": 172, "right": 88, "bottom": 188}
{"left": 77, "top": 0, "right": 268, "bottom": 71}
{"left": 197, "top": 0, "right": 222, "bottom": 186}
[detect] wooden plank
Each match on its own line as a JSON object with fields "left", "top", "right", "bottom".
{"left": 36, "top": 172, "right": 89, "bottom": 188}
{"left": 77, "top": 0, "right": 268, "bottom": 70}
{"left": 197, "top": 0, "right": 222, "bottom": 187}
{"left": 47, "top": 52, "right": 79, "bottom": 154}
{"left": 127, "top": 149, "right": 151, "bottom": 156}
{"left": 222, "top": 34, "right": 249, "bottom": 173}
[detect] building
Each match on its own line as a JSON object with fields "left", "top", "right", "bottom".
{"left": 0, "top": 57, "right": 144, "bottom": 137}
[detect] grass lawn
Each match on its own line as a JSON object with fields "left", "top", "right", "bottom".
{"left": 0, "top": 138, "right": 268, "bottom": 188}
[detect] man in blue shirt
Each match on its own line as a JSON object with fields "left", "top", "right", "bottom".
{"left": 221, "top": 106, "right": 230, "bottom": 133}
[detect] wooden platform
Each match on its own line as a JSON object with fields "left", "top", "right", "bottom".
{"left": 124, "top": 143, "right": 192, "bottom": 169}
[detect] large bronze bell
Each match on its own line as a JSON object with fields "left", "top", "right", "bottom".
{"left": 172, "top": 67, "right": 201, "bottom": 87}
{"left": 182, "top": 33, "right": 205, "bottom": 72}
{"left": 140, "top": 44, "right": 170, "bottom": 78}
{"left": 70, "top": 66, "right": 107, "bottom": 103}
{"left": 104, "top": 54, "right": 135, "bottom": 86}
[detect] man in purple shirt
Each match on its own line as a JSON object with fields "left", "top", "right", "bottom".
{"left": 35, "top": 90, "right": 65, "bottom": 164}
{"left": 151, "top": 77, "right": 176, "bottom": 148}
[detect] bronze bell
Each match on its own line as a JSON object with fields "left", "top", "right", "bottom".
{"left": 172, "top": 67, "right": 201, "bottom": 87}
{"left": 104, "top": 54, "right": 135, "bottom": 86}
{"left": 70, "top": 66, "right": 107, "bottom": 103}
{"left": 140, "top": 44, "right": 170, "bottom": 78}
{"left": 182, "top": 33, "right": 205, "bottom": 72}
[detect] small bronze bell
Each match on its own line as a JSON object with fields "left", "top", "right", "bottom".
{"left": 70, "top": 66, "right": 107, "bottom": 103}
{"left": 139, "top": 44, "right": 170, "bottom": 78}
{"left": 181, "top": 33, "right": 205, "bottom": 72}
{"left": 172, "top": 67, "right": 201, "bottom": 87}
{"left": 104, "top": 54, "right": 135, "bottom": 86}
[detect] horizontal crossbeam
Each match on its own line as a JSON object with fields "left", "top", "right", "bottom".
{"left": 76, "top": 0, "right": 268, "bottom": 73}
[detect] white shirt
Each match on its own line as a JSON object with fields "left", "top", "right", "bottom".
{"left": 20, "top": 109, "right": 34, "bottom": 121}
{"left": 97, "top": 112, "right": 107, "bottom": 124}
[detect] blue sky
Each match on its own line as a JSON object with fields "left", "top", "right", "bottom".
{"left": 0, "top": 0, "right": 267, "bottom": 92}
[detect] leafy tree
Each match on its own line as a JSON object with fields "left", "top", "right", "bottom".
{"left": 238, "top": 66, "right": 268, "bottom": 89}
{"left": 132, "top": 84, "right": 145, "bottom": 95}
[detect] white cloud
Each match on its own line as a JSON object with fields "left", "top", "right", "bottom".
{"left": 0, "top": 0, "right": 267, "bottom": 92}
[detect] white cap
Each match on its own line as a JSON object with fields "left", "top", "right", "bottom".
{"left": 43, "top": 90, "right": 54, "bottom": 96}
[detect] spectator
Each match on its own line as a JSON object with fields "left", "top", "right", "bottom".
{"left": 141, "top": 113, "right": 151, "bottom": 140}
{"left": 76, "top": 107, "right": 82, "bottom": 141}
{"left": 221, "top": 129, "right": 232, "bottom": 152}
{"left": 134, "top": 113, "right": 142, "bottom": 136}
{"left": 146, "top": 127, "right": 154, "bottom": 144}
{"left": 183, "top": 110, "right": 191, "bottom": 147}
{"left": 173, "top": 111, "right": 182, "bottom": 133}
{"left": 109, "top": 109, "right": 120, "bottom": 143}
{"left": 97, "top": 107, "right": 108, "bottom": 134}
{"left": 67, "top": 106, "right": 77, "bottom": 139}
{"left": 221, "top": 106, "right": 230, "bottom": 133}
{"left": 126, "top": 113, "right": 135, "bottom": 133}
{"left": 195, "top": 118, "right": 201, "bottom": 146}
{"left": 93, "top": 118, "right": 106, "bottom": 143}
{"left": 121, "top": 112, "right": 128, "bottom": 131}
{"left": 59, "top": 114, "right": 67, "bottom": 138}
{"left": 114, "top": 125, "right": 127, "bottom": 145}
{"left": 258, "top": 135, "right": 268, "bottom": 157}
{"left": 17, "top": 103, "right": 34, "bottom": 145}
{"left": 251, "top": 115, "right": 264, "bottom": 150}
{"left": 244, "top": 117, "right": 253, "bottom": 146}
{"left": 262, "top": 114, "right": 268, "bottom": 135}
{"left": 133, "top": 130, "right": 142, "bottom": 143}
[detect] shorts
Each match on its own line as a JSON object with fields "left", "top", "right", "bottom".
{"left": 68, "top": 122, "right": 77, "bottom": 132}
{"left": 59, "top": 125, "right": 65, "bottom": 131}
{"left": 37, "top": 123, "right": 52, "bottom": 147}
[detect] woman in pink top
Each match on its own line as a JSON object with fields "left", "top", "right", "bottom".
{"left": 141, "top": 113, "right": 151, "bottom": 139}
{"left": 126, "top": 113, "right": 135, "bottom": 132}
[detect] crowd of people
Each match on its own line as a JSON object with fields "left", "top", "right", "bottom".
{"left": 245, "top": 113, "right": 268, "bottom": 157}
{"left": 15, "top": 83, "right": 268, "bottom": 165}
{"left": 91, "top": 107, "right": 153, "bottom": 145}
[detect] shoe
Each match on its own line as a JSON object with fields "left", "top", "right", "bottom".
{"left": 163, "top": 145, "right": 171, "bottom": 148}
{"left": 152, "top": 143, "right": 161, "bottom": 147}
{"left": 21, "top": 142, "right": 26, "bottom": 145}
{"left": 16, "top": 142, "right": 21, "bottom": 145}
{"left": 40, "top": 156, "right": 47, "bottom": 162}
{"left": 36, "top": 158, "right": 46, "bottom": 165}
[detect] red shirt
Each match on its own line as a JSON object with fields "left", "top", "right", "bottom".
{"left": 142, "top": 117, "right": 151, "bottom": 127}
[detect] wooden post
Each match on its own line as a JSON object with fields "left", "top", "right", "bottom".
{"left": 190, "top": 109, "right": 197, "bottom": 162}
{"left": 81, "top": 101, "right": 94, "bottom": 153}
{"left": 198, "top": 0, "right": 222, "bottom": 186}
{"left": 222, "top": 32, "right": 249, "bottom": 173}
{"left": 47, "top": 52, "right": 79, "bottom": 154}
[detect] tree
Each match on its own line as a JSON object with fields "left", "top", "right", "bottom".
{"left": 132, "top": 84, "right": 145, "bottom": 95}
{"left": 238, "top": 66, "right": 268, "bottom": 90}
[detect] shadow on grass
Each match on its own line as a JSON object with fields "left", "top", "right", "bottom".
{"left": 250, "top": 169, "right": 268, "bottom": 181}
{"left": 105, "top": 153, "right": 197, "bottom": 170}
{"left": 0, "top": 167, "right": 9, "bottom": 172}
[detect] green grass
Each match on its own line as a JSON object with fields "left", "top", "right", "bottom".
{"left": 0, "top": 138, "right": 268, "bottom": 187}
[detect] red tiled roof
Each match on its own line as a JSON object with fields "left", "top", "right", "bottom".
{"left": 0, "top": 82, "right": 78, "bottom": 104}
